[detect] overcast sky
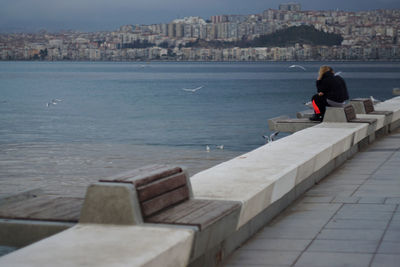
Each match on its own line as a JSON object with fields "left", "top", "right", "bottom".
{"left": 1, "top": 0, "right": 400, "bottom": 33}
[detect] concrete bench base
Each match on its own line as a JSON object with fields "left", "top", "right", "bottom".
{"left": 189, "top": 143, "right": 360, "bottom": 267}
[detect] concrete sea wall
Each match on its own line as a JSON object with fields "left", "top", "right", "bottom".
{"left": 1, "top": 96, "right": 400, "bottom": 266}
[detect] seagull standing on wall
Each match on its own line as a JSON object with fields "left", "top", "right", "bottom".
{"left": 370, "top": 96, "right": 381, "bottom": 104}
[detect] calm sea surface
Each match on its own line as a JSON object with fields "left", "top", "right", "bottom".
{"left": 0, "top": 61, "right": 399, "bottom": 191}
{"left": 0, "top": 61, "right": 400, "bottom": 255}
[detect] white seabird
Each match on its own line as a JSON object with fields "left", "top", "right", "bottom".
{"left": 262, "top": 131, "right": 280, "bottom": 144}
{"left": 182, "top": 86, "right": 204, "bottom": 93}
{"left": 289, "top": 64, "right": 306, "bottom": 71}
{"left": 370, "top": 96, "right": 381, "bottom": 104}
{"left": 334, "top": 71, "right": 343, "bottom": 76}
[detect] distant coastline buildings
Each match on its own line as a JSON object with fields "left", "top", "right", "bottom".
{"left": 0, "top": 3, "right": 399, "bottom": 61}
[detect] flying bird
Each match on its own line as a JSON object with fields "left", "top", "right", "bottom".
{"left": 262, "top": 131, "right": 280, "bottom": 144}
{"left": 216, "top": 145, "right": 224, "bottom": 150}
{"left": 289, "top": 64, "right": 306, "bottom": 71}
{"left": 182, "top": 86, "right": 204, "bottom": 93}
{"left": 46, "top": 98, "right": 63, "bottom": 107}
{"left": 334, "top": 71, "right": 343, "bottom": 76}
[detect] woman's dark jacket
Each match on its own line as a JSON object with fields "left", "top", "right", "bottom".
{"left": 316, "top": 72, "right": 349, "bottom": 103}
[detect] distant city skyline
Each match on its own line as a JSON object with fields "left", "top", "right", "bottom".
{"left": 1, "top": 0, "right": 400, "bottom": 33}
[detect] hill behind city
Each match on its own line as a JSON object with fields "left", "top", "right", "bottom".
{"left": 185, "top": 25, "right": 343, "bottom": 48}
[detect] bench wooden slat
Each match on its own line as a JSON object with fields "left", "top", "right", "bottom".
{"left": 136, "top": 173, "right": 187, "bottom": 202}
{"left": 344, "top": 105, "right": 356, "bottom": 121}
{"left": 141, "top": 186, "right": 189, "bottom": 217}
{"left": 176, "top": 201, "right": 236, "bottom": 226}
{"left": 364, "top": 100, "right": 375, "bottom": 113}
{"left": 100, "top": 164, "right": 182, "bottom": 187}
{"left": 146, "top": 200, "right": 240, "bottom": 230}
{"left": 0, "top": 196, "right": 83, "bottom": 222}
{"left": 145, "top": 199, "right": 211, "bottom": 222}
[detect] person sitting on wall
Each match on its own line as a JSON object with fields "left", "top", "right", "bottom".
{"left": 310, "top": 65, "right": 349, "bottom": 122}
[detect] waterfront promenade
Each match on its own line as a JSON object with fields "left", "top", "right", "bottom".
{"left": 1, "top": 95, "right": 400, "bottom": 266}
{"left": 224, "top": 128, "right": 400, "bottom": 267}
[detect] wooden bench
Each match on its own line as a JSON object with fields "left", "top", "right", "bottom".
{"left": 350, "top": 98, "right": 393, "bottom": 116}
{"left": 0, "top": 190, "right": 83, "bottom": 223}
{"left": 342, "top": 105, "right": 377, "bottom": 124}
{"left": 99, "top": 164, "right": 240, "bottom": 231}
{"left": 269, "top": 105, "right": 377, "bottom": 133}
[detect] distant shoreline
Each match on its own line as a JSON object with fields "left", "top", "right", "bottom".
{"left": 1, "top": 59, "right": 400, "bottom": 63}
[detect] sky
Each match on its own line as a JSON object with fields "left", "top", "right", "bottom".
{"left": 1, "top": 0, "right": 400, "bottom": 33}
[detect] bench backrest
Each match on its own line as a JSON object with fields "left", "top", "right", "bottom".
{"left": 344, "top": 105, "right": 356, "bottom": 121}
{"left": 100, "top": 165, "right": 191, "bottom": 218}
{"left": 351, "top": 98, "right": 375, "bottom": 113}
{"left": 364, "top": 99, "right": 375, "bottom": 113}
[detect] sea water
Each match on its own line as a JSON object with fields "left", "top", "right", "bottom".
{"left": 0, "top": 61, "right": 399, "bottom": 257}
{"left": 0, "top": 61, "right": 399, "bottom": 192}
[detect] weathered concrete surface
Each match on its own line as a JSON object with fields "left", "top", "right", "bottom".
{"left": 375, "top": 97, "right": 400, "bottom": 122}
{"left": 224, "top": 127, "right": 400, "bottom": 267}
{"left": 191, "top": 123, "right": 367, "bottom": 229}
{"left": 357, "top": 113, "right": 385, "bottom": 130}
{"left": 0, "top": 224, "right": 194, "bottom": 267}
{"left": 79, "top": 183, "right": 143, "bottom": 225}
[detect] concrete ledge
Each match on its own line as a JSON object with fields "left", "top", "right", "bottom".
{"left": 0, "top": 224, "right": 194, "bottom": 267}
{"left": 190, "top": 143, "right": 360, "bottom": 267}
{"left": 191, "top": 123, "right": 366, "bottom": 229}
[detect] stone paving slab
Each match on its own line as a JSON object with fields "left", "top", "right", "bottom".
{"left": 316, "top": 229, "right": 384, "bottom": 241}
{"left": 224, "top": 128, "right": 400, "bottom": 267}
{"left": 294, "top": 252, "right": 373, "bottom": 267}
{"left": 324, "top": 218, "right": 390, "bottom": 230}
{"left": 307, "top": 239, "right": 379, "bottom": 253}
{"left": 371, "top": 254, "right": 400, "bottom": 267}
{"left": 240, "top": 238, "right": 311, "bottom": 252}
{"left": 225, "top": 250, "right": 301, "bottom": 266}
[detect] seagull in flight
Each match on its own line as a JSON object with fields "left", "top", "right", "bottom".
{"left": 262, "top": 131, "right": 280, "bottom": 144}
{"left": 216, "top": 145, "right": 224, "bottom": 150}
{"left": 289, "top": 65, "right": 306, "bottom": 71}
{"left": 334, "top": 71, "right": 343, "bottom": 76}
{"left": 46, "top": 98, "right": 63, "bottom": 107}
{"left": 182, "top": 86, "right": 204, "bottom": 93}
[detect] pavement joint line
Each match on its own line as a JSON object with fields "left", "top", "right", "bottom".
{"left": 368, "top": 203, "right": 399, "bottom": 267}
{"left": 350, "top": 145, "right": 400, "bottom": 198}
{"left": 290, "top": 203, "right": 345, "bottom": 267}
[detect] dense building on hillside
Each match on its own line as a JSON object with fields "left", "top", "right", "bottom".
{"left": 279, "top": 3, "right": 301, "bottom": 11}
{"left": 0, "top": 5, "right": 399, "bottom": 61}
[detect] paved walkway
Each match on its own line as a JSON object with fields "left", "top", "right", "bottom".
{"left": 224, "top": 128, "right": 400, "bottom": 267}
